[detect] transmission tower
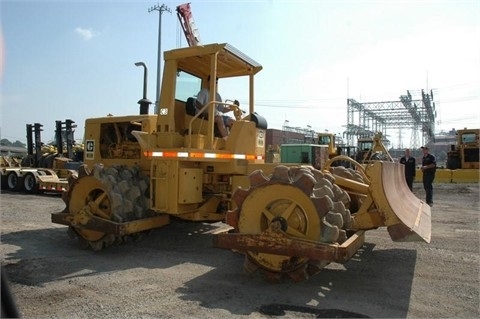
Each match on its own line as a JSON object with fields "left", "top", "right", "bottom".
{"left": 411, "top": 123, "right": 420, "bottom": 148}
{"left": 344, "top": 89, "right": 436, "bottom": 148}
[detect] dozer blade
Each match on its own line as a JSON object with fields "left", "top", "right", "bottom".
{"left": 367, "top": 161, "right": 431, "bottom": 243}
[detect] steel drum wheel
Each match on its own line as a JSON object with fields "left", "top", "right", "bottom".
{"left": 62, "top": 165, "right": 153, "bottom": 251}
{"left": 232, "top": 165, "right": 345, "bottom": 282}
{"left": 68, "top": 176, "right": 112, "bottom": 243}
{"left": 238, "top": 183, "right": 321, "bottom": 274}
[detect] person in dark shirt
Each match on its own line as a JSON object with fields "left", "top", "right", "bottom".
{"left": 421, "top": 146, "right": 436, "bottom": 206}
{"left": 400, "top": 148, "right": 416, "bottom": 191}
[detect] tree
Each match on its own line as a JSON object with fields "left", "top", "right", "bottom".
{"left": 13, "top": 140, "right": 26, "bottom": 148}
{"left": 0, "top": 139, "right": 26, "bottom": 148}
{"left": 0, "top": 139, "right": 13, "bottom": 146}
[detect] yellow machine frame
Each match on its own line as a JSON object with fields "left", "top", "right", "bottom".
{"left": 52, "top": 42, "right": 430, "bottom": 281}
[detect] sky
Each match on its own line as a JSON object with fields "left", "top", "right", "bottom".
{"left": 1, "top": 0, "right": 479, "bottom": 147}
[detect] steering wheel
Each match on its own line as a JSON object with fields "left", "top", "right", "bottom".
{"left": 228, "top": 100, "right": 244, "bottom": 121}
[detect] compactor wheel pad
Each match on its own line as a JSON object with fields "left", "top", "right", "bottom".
{"left": 234, "top": 165, "right": 354, "bottom": 282}
{"left": 69, "top": 176, "right": 112, "bottom": 243}
{"left": 65, "top": 165, "right": 151, "bottom": 251}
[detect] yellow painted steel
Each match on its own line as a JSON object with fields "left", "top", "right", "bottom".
{"left": 370, "top": 162, "right": 431, "bottom": 242}
{"left": 434, "top": 169, "right": 453, "bottom": 183}
{"left": 415, "top": 168, "right": 479, "bottom": 183}
{"left": 53, "top": 39, "right": 433, "bottom": 280}
{"left": 324, "top": 155, "right": 370, "bottom": 183}
{"left": 237, "top": 183, "right": 321, "bottom": 273}
{"left": 118, "top": 215, "right": 170, "bottom": 235}
{"left": 451, "top": 169, "right": 480, "bottom": 183}
{"left": 67, "top": 176, "right": 112, "bottom": 242}
{"left": 330, "top": 161, "right": 431, "bottom": 243}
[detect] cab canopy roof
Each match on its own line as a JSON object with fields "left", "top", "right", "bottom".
{"left": 164, "top": 43, "right": 263, "bottom": 78}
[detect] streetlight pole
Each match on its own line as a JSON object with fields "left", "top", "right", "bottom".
{"left": 148, "top": 3, "right": 171, "bottom": 114}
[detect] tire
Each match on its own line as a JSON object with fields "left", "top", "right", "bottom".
{"left": 447, "top": 157, "right": 460, "bottom": 170}
{"left": 42, "top": 154, "right": 56, "bottom": 169}
{"left": 21, "top": 155, "right": 35, "bottom": 167}
{"left": 1, "top": 174, "right": 8, "bottom": 190}
{"left": 23, "top": 172, "right": 39, "bottom": 194}
{"left": 6, "top": 172, "right": 23, "bottom": 192}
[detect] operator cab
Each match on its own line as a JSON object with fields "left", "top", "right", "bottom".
{"left": 150, "top": 43, "right": 267, "bottom": 158}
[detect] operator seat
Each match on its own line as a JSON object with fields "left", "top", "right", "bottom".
{"left": 185, "top": 97, "right": 222, "bottom": 138}
{"left": 185, "top": 97, "right": 197, "bottom": 117}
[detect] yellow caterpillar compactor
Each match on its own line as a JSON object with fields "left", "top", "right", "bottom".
{"left": 52, "top": 43, "right": 431, "bottom": 282}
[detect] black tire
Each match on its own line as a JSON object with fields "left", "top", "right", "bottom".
{"left": 1, "top": 174, "right": 8, "bottom": 190}
{"left": 447, "top": 157, "right": 460, "bottom": 170}
{"left": 6, "top": 172, "right": 23, "bottom": 192}
{"left": 21, "top": 155, "right": 35, "bottom": 167}
{"left": 42, "top": 154, "right": 56, "bottom": 169}
{"left": 23, "top": 172, "right": 39, "bottom": 194}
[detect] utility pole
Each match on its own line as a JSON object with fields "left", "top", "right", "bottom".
{"left": 148, "top": 3, "right": 171, "bottom": 114}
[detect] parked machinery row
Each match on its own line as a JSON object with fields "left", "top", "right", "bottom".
{"left": 1, "top": 120, "right": 82, "bottom": 194}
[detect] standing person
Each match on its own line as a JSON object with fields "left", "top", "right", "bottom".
{"left": 195, "top": 76, "right": 235, "bottom": 140}
{"left": 421, "top": 146, "right": 436, "bottom": 206}
{"left": 400, "top": 148, "right": 416, "bottom": 191}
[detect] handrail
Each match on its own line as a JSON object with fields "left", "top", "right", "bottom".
{"left": 187, "top": 100, "right": 237, "bottom": 148}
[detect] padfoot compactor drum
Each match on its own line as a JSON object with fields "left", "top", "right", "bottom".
{"left": 59, "top": 164, "right": 168, "bottom": 251}
{"left": 214, "top": 157, "right": 430, "bottom": 282}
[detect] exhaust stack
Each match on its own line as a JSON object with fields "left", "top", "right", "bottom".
{"left": 135, "top": 62, "right": 152, "bottom": 115}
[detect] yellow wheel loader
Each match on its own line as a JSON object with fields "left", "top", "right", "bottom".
{"left": 356, "top": 132, "right": 394, "bottom": 164}
{"left": 52, "top": 43, "right": 431, "bottom": 282}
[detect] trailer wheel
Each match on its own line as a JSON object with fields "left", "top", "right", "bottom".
{"left": 1, "top": 174, "right": 7, "bottom": 190}
{"left": 6, "top": 172, "right": 23, "bottom": 192}
{"left": 23, "top": 172, "right": 39, "bottom": 194}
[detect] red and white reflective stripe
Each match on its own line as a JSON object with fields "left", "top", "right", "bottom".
{"left": 149, "top": 151, "right": 189, "bottom": 158}
{"left": 144, "top": 151, "right": 263, "bottom": 160}
{"left": 39, "top": 185, "right": 67, "bottom": 191}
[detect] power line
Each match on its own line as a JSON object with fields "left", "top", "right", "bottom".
{"left": 436, "top": 95, "right": 480, "bottom": 104}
